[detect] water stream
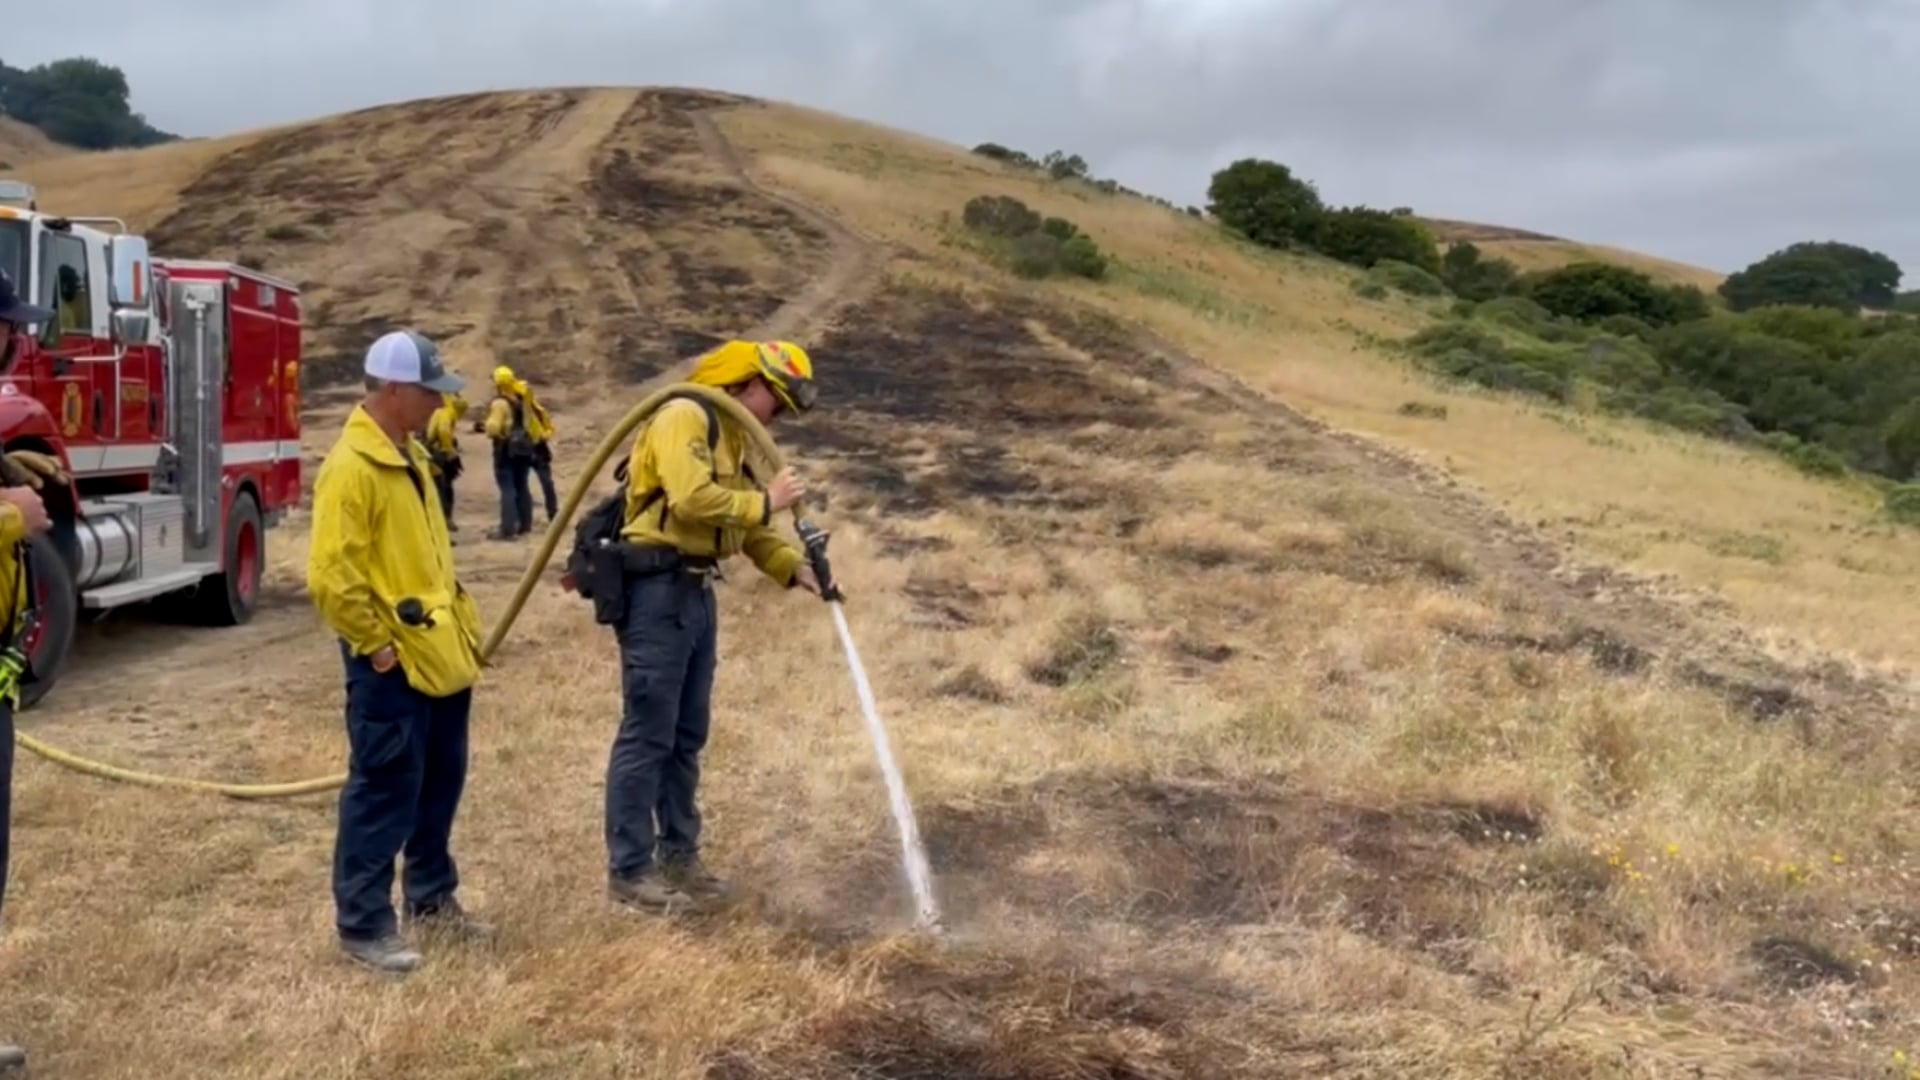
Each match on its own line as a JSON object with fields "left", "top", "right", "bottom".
{"left": 827, "top": 600, "right": 942, "bottom": 931}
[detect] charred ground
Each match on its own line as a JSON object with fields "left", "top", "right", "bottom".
{"left": 143, "top": 88, "right": 834, "bottom": 403}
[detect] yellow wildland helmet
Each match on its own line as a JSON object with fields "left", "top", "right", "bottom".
{"left": 752, "top": 340, "right": 816, "bottom": 414}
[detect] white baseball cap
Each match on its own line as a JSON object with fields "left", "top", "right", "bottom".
{"left": 364, "top": 330, "right": 464, "bottom": 393}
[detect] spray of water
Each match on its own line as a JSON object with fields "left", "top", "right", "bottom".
{"left": 827, "top": 600, "right": 942, "bottom": 931}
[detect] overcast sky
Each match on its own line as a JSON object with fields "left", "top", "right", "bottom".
{"left": 8, "top": 0, "right": 1917, "bottom": 282}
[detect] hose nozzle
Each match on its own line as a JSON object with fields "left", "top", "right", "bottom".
{"left": 794, "top": 517, "right": 843, "bottom": 602}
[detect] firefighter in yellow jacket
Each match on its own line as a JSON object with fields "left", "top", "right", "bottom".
{"left": 307, "top": 329, "right": 490, "bottom": 976}
{"left": 423, "top": 392, "right": 465, "bottom": 533}
{"left": 481, "top": 366, "right": 556, "bottom": 539}
{"left": 602, "top": 339, "right": 828, "bottom": 912}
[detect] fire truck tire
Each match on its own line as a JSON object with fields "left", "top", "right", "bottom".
{"left": 18, "top": 531, "right": 78, "bottom": 711}
{"left": 191, "top": 490, "right": 263, "bottom": 627}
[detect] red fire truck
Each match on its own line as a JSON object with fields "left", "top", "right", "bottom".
{"left": 0, "top": 179, "right": 303, "bottom": 708}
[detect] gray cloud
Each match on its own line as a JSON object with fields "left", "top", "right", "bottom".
{"left": 8, "top": 0, "right": 1917, "bottom": 280}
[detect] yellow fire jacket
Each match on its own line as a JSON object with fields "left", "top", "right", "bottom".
{"left": 618, "top": 397, "right": 803, "bottom": 585}
{"left": 0, "top": 506, "right": 25, "bottom": 688}
{"left": 425, "top": 400, "right": 461, "bottom": 474}
{"left": 307, "top": 405, "right": 484, "bottom": 696}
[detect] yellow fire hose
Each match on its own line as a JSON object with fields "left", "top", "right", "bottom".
{"left": 11, "top": 382, "right": 804, "bottom": 800}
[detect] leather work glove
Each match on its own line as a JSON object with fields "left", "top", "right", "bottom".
{"left": 0, "top": 449, "right": 68, "bottom": 491}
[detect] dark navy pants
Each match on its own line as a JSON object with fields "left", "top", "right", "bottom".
{"left": 495, "top": 458, "right": 532, "bottom": 535}
{"left": 0, "top": 700, "right": 12, "bottom": 924}
{"left": 532, "top": 445, "right": 558, "bottom": 521}
{"left": 333, "top": 643, "right": 472, "bottom": 941}
{"left": 434, "top": 469, "right": 456, "bottom": 524}
{"left": 605, "top": 571, "right": 717, "bottom": 882}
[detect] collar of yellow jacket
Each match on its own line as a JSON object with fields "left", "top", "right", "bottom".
{"left": 342, "top": 404, "right": 415, "bottom": 469}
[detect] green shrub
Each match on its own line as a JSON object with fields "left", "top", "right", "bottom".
{"left": 1439, "top": 242, "right": 1522, "bottom": 301}
{"left": 1058, "top": 234, "right": 1107, "bottom": 279}
{"left": 1406, "top": 321, "right": 1568, "bottom": 398}
{"left": 1597, "top": 313, "right": 1656, "bottom": 342}
{"left": 1407, "top": 319, "right": 1758, "bottom": 437}
{"left": 1885, "top": 484, "right": 1920, "bottom": 525}
{"left": 1010, "top": 232, "right": 1063, "bottom": 278}
{"left": 1760, "top": 432, "right": 1849, "bottom": 478}
{"left": 958, "top": 195, "right": 1109, "bottom": 282}
{"left": 1408, "top": 320, "right": 1505, "bottom": 363}
{"left": 971, "top": 142, "right": 1027, "bottom": 166}
{"left": 1368, "top": 260, "right": 1446, "bottom": 297}
{"left": 1629, "top": 387, "right": 1754, "bottom": 441}
{"left": 1472, "top": 291, "right": 1594, "bottom": 343}
{"left": 1579, "top": 335, "right": 1664, "bottom": 392}
{"left": 1351, "top": 279, "right": 1389, "bottom": 300}
{"left": 1525, "top": 261, "right": 1709, "bottom": 327}
{"left": 1883, "top": 398, "right": 1920, "bottom": 479}
{"left": 1311, "top": 205, "right": 1440, "bottom": 272}
{"left": 1474, "top": 295, "right": 1555, "bottom": 334}
{"left": 962, "top": 194, "right": 1041, "bottom": 237}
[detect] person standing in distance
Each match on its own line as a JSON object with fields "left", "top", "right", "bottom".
{"left": 307, "top": 329, "right": 491, "bottom": 975}
{"left": 0, "top": 269, "right": 55, "bottom": 1072}
{"left": 481, "top": 365, "right": 543, "bottom": 540}
{"left": 424, "top": 391, "right": 466, "bottom": 536}
{"left": 603, "top": 339, "right": 834, "bottom": 912}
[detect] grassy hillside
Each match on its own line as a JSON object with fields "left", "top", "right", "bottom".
{"left": 0, "top": 116, "right": 67, "bottom": 169}
{"left": 1422, "top": 217, "right": 1728, "bottom": 293}
{"left": 2, "top": 87, "right": 1916, "bottom": 1078}
{"left": 720, "top": 102, "right": 1915, "bottom": 669}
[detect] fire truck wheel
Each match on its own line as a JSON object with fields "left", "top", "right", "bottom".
{"left": 191, "top": 491, "right": 263, "bottom": 627}
{"left": 18, "top": 532, "right": 78, "bottom": 711}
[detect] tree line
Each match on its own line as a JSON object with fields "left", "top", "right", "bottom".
{"left": 0, "top": 56, "right": 176, "bottom": 152}
{"left": 1197, "top": 153, "right": 1920, "bottom": 512}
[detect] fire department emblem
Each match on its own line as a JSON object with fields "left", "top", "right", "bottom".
{"left": 59, "top": 382, "right": 82, "bottom": 436}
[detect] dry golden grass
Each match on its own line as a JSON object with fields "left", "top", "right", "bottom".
{"left": 0, "top": 118, "right": 68, "bottom": 170}
{"left": 1422, "top": 217, "right": 1728, "bottom": 293}
{"left": 2, "top": 86, "right": 1918, "bottom": 1080}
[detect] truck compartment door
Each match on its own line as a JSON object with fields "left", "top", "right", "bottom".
{"left": 167, "top": 280, "right": 226, "bottom": 557}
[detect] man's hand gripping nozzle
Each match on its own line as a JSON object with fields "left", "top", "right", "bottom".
{"left": 794, "top": 517, "right": 843, "bottom": 603}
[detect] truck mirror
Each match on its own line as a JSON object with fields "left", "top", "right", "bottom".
{"left": 111, "top": 308, "right": 152, "bottom": 345}
{"left": 108, "top": 235, "right": 152, "bottom": 309}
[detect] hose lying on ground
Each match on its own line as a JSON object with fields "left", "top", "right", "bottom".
{"left": 12, "top": 382, "right": 804, "bottom": 800}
